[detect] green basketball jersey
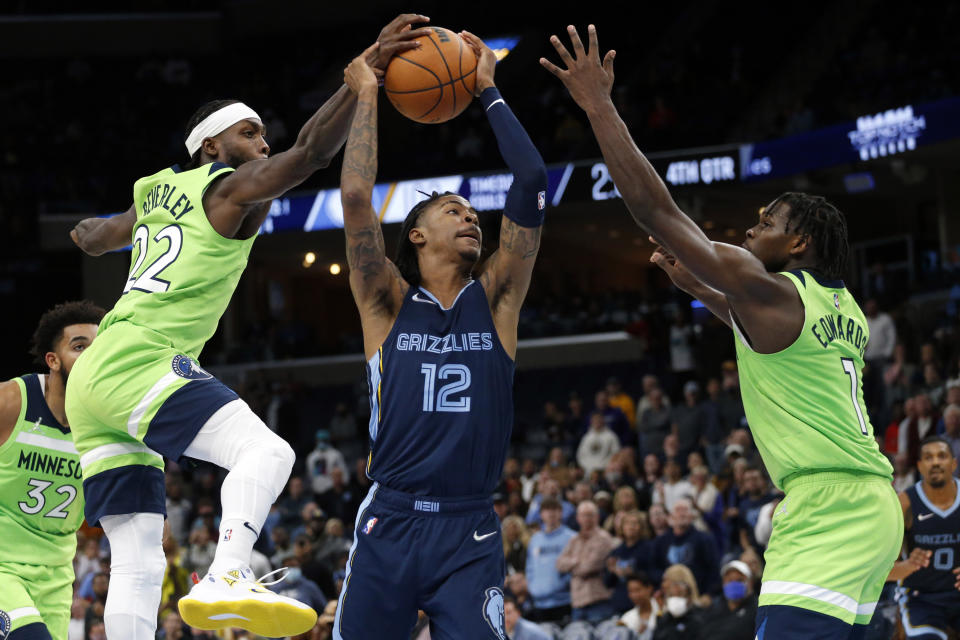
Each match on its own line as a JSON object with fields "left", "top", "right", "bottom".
{"left": 733, "top": 270, "right": 893, "bottom": 489}
{"left": 0, "top": 375, "right": 84, "bottom": 568}
{"left": 100, "top": 163, "right": 257, "bottom": 359}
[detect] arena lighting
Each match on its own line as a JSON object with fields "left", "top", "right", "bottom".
{"left": 302, "top": 252, "right": 316, "bottom": 268}
{"left": 329, "top": 263, "right": 342, "bottom": 275}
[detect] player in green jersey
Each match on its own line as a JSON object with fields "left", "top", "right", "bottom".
{"left": 66, "top": 15, "right": 431, "bottom": 640}
{"left": 0, "top": 300, "right": 104, "bottom": 640}
{"left": 543, "top": 25, "right": 900, "bottom": 640}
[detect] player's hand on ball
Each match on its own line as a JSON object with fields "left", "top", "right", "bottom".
{"left": 459, "top": 30, "right": 496, "bottom": 95}
{"left": 540, "top": 24, "right": 615, "bottom": 109}
{"left": 345, "top": 43, "right": 380, "bottom": 94}
{"left": 370, "top": 13, "right": 432, "bottom": 72}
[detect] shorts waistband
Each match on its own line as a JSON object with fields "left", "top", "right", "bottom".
{"left": 372, "top": 485, "right": 493, "bottom": 515}
{"left": 782, "top": 470, "right": 891, "bottom": 492}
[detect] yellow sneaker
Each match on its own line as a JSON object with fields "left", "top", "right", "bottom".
{"left": 178, "top": 567, "right": 317, "bottom": 637}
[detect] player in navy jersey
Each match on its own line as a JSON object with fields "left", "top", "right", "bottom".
{"left": 333, "top": 31, "right": 547, "bottom": 640}
{"left": 887, "top": 436, "right": 960, "bottom": 639}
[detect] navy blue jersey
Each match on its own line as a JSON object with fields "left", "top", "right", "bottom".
{"left": 903, "top": 478, "right": 960, "bottom": 593}
{"left": 365, "top": 281, "right": 515, "bottom": 498}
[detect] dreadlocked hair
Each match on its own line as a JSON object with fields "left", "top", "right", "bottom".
{"left": 395, "top": 190, "right": 458, "bottom": 287}
{"left": 182, "top": 99, "right": 241, "bottom": 169}
{"left": 769, "top": 192, "right": 849, "bottom": 280}
{"left": 29, "top": 301, "right": 105, "bottom": 366}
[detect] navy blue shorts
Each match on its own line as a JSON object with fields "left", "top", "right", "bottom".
{"left": 898, "top": 590, "right": 960, "bottom": 639}
{"left": 756, "top": 605, "right": 867, "bottom": 640}
{"left": 333, "top": 483, "right": 506, "bottom": 640}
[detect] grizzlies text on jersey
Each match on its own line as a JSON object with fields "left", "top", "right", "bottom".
{"left": 366, "top": 281, "right": 515, "bottom": 497}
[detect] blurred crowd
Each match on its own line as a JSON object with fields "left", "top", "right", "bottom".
{"left": 63, "top": 289, "right": 960, "bottom": 639}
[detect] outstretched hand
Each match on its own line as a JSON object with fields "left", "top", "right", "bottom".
{"left": 369, "top": 13, "right": 432, "bottom": 72}
{"left": 459, "top": 30, "right": 496, "bottom": 96}
{"left": 649, "top": 236, "right": 701, "bottom": 293}
{"left": 540, "top": 24, "right": 615, "bottom": 111}
{"left": 345, "top": 43, "right": 380, "bottom": 95}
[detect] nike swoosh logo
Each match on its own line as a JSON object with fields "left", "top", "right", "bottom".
{"left": 412, "top": 293, "right": 436, "bottom": 305}
{"left": 244, "top": 521, "right": 260, "bottom": 536}
{"left": 473, "top": 530, "right": 496, "bottom": 542}
{"left": 917, "top": 513, "right": 935, "bottom": 521}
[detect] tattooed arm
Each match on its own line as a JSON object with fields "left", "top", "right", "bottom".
{"left": 341, "top": 45, "right": 408, "bottom": 358}
{"left": 462, "top": 32, "right": 548, "bottom": 358}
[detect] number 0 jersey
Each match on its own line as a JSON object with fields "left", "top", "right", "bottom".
{"left": 100, "top": 163, "right": 256, "bottom": 359}
{"left": 732, "top": 269, "right": 893, "bottom": 489}
{"left": 902, "top": 479, "right": 960, "bottom": 593}
{"left": 0, "top": 375, "right": 83, "bottom": 567}
{"left": 366, "top": 281, "right": 515, "bottom": 498}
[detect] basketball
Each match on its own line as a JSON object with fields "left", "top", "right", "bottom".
{"left": 384, "top": 26, "right": 478, "bottom": 124}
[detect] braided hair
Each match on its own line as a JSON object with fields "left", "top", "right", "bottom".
{"left": 182, "top": 99, "right": 240, "bottom": 170}
{"left": 395, "top": 191, "right": 458, "bottom": 287}
{"left": 768, "top": 192, "right": 849, "bottom": 280}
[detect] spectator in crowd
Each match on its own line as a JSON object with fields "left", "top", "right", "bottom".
{"left": 85, "top": 573, "right": 109, "bottom": 630}
{"left": 187, "top": 524, "right": 217, "bottom": 575}
{"left": 651, "top": 498, "right": 720, "bottom": 595}
{"left": 493, "top": 492, "right": 509, "bottom": 521}
{"left": 577, "top": 411, "right": 622, "bottom": 475}
{"left": 618, "top": 572, "right": 659, "bottom": 639}
{"left": 601, "top": 451, "right": 638, "bottom": 498}
{"left": 270, "top": 526, "right": 292, "bottom": 567}
{"left": 653, "top": 564, "right": 704, "bottom": 640}
{"left": 648, "top": 503, "right": 669, "bottom": 538}
{"left": 327, "top": 402, "right": 358, "bottom": 445}
{"left": 591, "top": 390, "right": 631, "bottom": 444}
{"left": 941, "top": 404, "right": 960, "bottom": 467}
{"left": 526, "top": 476, "right": 575, "bottom": 528}
{"left": 164, "top": 472, "right": 192, "bottom": 546}
{"left": 542, "top": 400, "right": 572, "bottom": 445}
{"left": 702, "top": 378, "right": 734, "bottom": 472}
{"left": 156, "top": 611, "right": 186, "bottom": 640}
{"left": 306, "top": 429, "right": 350, "bottom": 494}
{"left": 739, "top": 547, "right": 764, "bottom": 594}
{"left": 900, "top": 393, "right": 941, "bottom": 467}
{"left": 318, "top": 466, "right": 360, "bottom": 523}
{"left": 606, "top": 376, "right": 637, "bottom": 429}
{"left": 698, "top": 560, "right": 757, "bottom": 640}
{"left": 543, "top": 446, "right": 576, "bottom": 489}
{"left": 270, "top": 555, "right": 327, "bottom": 612}
{"left": 638, "top": 387, "right": 672, "bottom": 456}
{"left": 672, "top": 380, "right": 705, "bottom": 456}
{"left": 637, "top": 375, "right": 671, "bottom": 419}
{"left": 87, "top": 618, "right": 106, "bottom": 640}
{"left": 636, "top": 453, "right": 662, "bottom": 509}
{"left": 863, "top": 299, "right": 897, "bottom": 364}
{"left": 291, "top": 533, "right": 337, "bottom": 599}
{"left": 893, "top": 453, "right": 917, "bottom": 492}
{"left": 505, "top": 571, "right": 535, "bottom": 616}
{"left": 922, "top": 363, "right": 947, "bottom": 407}
{"left": 68, "top": 597, "right": 86, "bottom": 640}
{"left": 314, "top": 518, "right": 351, "bottom": 569}
{"left": 654, "top": 459, "right": 695, "bottom": 512}
{"left": 520, "top": 458, "right": 540, "bottom": 503}
{"left": 526, "top": 497, "right": 577, "bottom": 622}
{"left": 556, "top": 501, "right": 620, "bottom": 622}
{"left": 504, "top": 594, "right": 553, "bottom": 640}
{"left": 736, "top": 466, "right": 778, "bottom": 553}
{"left": 752, "top": 492, "right": 782, "bottom": 549}
{"left": 606, "top": 510, "right": 657, "bottom": 612}
{"left": 277, "top": 475, "right": 314, "bottom": 530}
{"left": 604, "top": 486, "right": 640, "bottom": 535}
{"left": 74, "top": 538, "right": 100, "bottom": 588}
{"left": 503, "top": 515, "right": 531, "bottom": 574}
{"left": 689, "top": 465, "right": 722, "bottom": 540}
{"left": 668, "top": 311, "right": 697, "bottom": 390}
{"left": 159, "top": 530, "right": 191, "bottom": 617}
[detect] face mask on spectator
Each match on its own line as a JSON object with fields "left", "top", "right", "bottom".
{"left": 286, "top": 567, "right": 303, "bottom": 583}
{"left": 666, "top": 596, "right": 689, "bottom": 617}
{"left": 723, "top": 580, "right": 748, "bottom": 601}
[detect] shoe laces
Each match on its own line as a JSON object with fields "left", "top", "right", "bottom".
{"left": 251, "top": 566, "right": 291, "bottom": 587}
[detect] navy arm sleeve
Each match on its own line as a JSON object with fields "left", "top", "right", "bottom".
{"left": 479, "top": 87, "right": 548, "bottom": 227}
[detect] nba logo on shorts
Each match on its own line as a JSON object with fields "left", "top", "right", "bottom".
{"left": 171, "top": 355, "right": 213, "bottom": 380}
{"left": 482, "top": 587, "right": 506, "bottom": 639}
{"left": 537, "top": 190, "right": 546, "bottom": 210}
{"left": 363, "top": 517, "right": 378, "bottom": 535}
{"left": 0, "top": 609, "right": 11, "bottom": 640}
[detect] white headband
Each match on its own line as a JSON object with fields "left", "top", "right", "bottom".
{"left": 184, "top": 102, "right": 261, "bottom": 156}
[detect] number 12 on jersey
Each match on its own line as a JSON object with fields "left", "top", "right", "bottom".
{"left": 841, "top": 357, "right": 869, "bottom": 435}
{"left": 420, "top": 363, "right": 471, "bottom": 413}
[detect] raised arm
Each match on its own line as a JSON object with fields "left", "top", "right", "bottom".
{"left": 649, "top": 239, "right": 732, "bottom": 328}
{"left": 462, "top": 32, "right": 548, "bottom": 358}
{"left": 340, "top": 44, "right": 408, "bottom": 359}
{"left": 71, "top": 204, "right": 136, "bottom": 256}
{"left": 540, "top": 26, "right": 785, "bottom": 305}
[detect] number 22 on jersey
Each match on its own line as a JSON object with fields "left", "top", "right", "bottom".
{"left": 123, "top": 223, "right": 183, "bottom": 294}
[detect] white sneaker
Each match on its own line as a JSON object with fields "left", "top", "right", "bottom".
{"left": 178, "top": 567, "right": 317, "bottom": 637}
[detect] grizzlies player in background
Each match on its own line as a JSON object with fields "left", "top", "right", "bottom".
{"left": 334, "top": 32, "right": 547, "bottom": 640}
{"left": 66, "top": 15, "right": 431, "bottom": 639}
{"left": 542, "top": 24, "right": 899, "bottom": 640}
{"left": 888, "top": 436, "right": 960, "bottom": 638}
{"left": 0, "top": 301, "right": 103, "bottom": 640}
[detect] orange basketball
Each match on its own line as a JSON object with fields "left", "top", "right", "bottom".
{"left": 384, "top": 26, "right": 477, "bottom": 124}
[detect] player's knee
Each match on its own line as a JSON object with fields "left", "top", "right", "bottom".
{"left": 266, "top": 437, "right": 296, "bottom": 478}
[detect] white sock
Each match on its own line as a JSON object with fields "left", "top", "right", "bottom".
{"left": 101, "top": 512, "right": 166, "bottom": 640}
{"left": 183, "top": 399, "right": 295, "bottom": 576}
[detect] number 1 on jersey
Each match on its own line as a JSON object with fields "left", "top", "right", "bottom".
{"left": 841, "top": 357, "right": 868, "bottom": 435}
